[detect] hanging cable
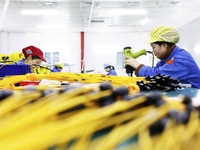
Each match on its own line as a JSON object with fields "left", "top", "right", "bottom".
{"left": 146, "top": 51, "right": 154, "bottom": 68}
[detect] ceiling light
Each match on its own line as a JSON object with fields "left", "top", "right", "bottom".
{"left": 20, "top": 9, "right": 60, "bottom": 15}
{"left": 169, "top": 2, "right": 185, "bottom": 7}
{"left": 37, "top": 1, "right": 58, "bottom": 8}
{"left": 140, "top": 18, "right": 150, "bottom": 25}
{"left": 81, "top": 2, "right": 101, "bottom": 8}
{"left": 109, "top": 9, "right": 147, "bottom": 15}
{"left": 36, "top": 24, "right": 67, "bottom": 29}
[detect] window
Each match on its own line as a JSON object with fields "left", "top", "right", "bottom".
{"left": 44, "top": 52, "right": 51, "bottom": 64}
{"left": 53, "top": 52, "right": 59, "bottom": 63}
{"left": 44, "top": 52, "right": 59, "bottom": 64}
{"left": 117, "top": 52, "right": 124, "bottom": 69}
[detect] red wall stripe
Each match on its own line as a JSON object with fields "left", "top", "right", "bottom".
{"left": 81, "top": 32, "right": 85, "bottom": 73}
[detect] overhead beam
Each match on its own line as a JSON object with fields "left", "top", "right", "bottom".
{"left": 88, "top": 0, "right": 95, "bottom": 30}
{"left": 0, "top": 0, "right": 10, "bottom": 31}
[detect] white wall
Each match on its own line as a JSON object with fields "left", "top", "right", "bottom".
{"left": 4, "top": 23, "right": 200, "bottom": 76}
{"left": 0, "top": 32, "right": 8, "bottom": 53}
{"left": 84, "top": 32, "right": 152, "bottom": 76}
{"left": 1, "top": 25, "right": 200, "bottom": 77}
{"left": 1, "top": 32, "right": 81, "bottom": 73}
{"left": 179, "top": 17, "right": 200, "bottom": 67}
{"left": 0, "top": 31, "right": 152, "bottom": 76}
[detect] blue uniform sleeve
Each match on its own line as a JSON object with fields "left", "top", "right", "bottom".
{"left": 111, "top": 70, "right": 117, "bottom": 75}
{"left": 107, "top": 69, "right": 117, "bottom": 76}
{"left": 50, "top": 67, "right": 60, "bottom": 72}
{"left": 15, "top": 59, "right": 26, "bottom": 65}
{"left": 138, "top": 56, "right": 188, "bottom": 81}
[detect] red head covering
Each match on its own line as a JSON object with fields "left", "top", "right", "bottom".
{"left": 22, "top": 45, "right": 46, "bottom": 62}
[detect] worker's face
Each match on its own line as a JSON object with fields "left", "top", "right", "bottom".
{"left": 26, "top": 55, "right": 43, "bottom": 70}
{"left": 57, "top": 67, "right": 63, "bottom": 71}
{"left": 151, "top": 43, "right": 168, "bottom": 59}
{"left": 105, "top": 67, "right": 110, "bottom": 72}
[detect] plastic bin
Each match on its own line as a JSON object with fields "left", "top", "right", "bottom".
{"left": 0, "top": 64, "right": 30, "bottom": 77}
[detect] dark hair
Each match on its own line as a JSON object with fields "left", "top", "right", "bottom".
{"left": 106, "top": 66, "right": 115, "bottom": 70}
{"left": 56, "top": 66, "right": 63, "bottom": 69}
{"left": 154, "top": 41, "right": 175, "bottom": 48}
{"left": 24, "top": 55, "right": 42, "bottom": 60}
{"left": 31, "top": 55, "right": 42, "bottom": 60}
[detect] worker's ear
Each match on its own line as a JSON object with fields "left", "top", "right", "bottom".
{"left": 161, "top": 43, "right": 167, "bottom": 48}
{"left": 27, "top": 55, "right": 32, "bottom": 60}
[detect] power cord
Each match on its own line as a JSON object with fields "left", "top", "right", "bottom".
{"left": 32, "top": 64, "right": 55, "bottom": 72}
{"left": 146, "top": 51, "right": 154, "bottom": 68}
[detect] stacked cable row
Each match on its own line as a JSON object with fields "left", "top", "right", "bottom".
{"left": 0, "top": 83, "right": 199, "bottom": 150}
{"left": 0, "top": 72, "right": 144, "bottom": 91}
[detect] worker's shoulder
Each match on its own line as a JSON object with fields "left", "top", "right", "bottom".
{"left": 176, "top": 48, "right": 192, "bottom": 59}
{"left": 173, "top": 48, "right": 198, "bottom": 67}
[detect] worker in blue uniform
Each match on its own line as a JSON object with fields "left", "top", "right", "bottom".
{"left": 104, "top": 63, "right": 117, "bottom": 76}
{"left": 16, "top": 45, "right": 46, "bottom": 73}
{"left": 50, "top": 62, "right": 64, "bottom": 72}
{"left": 125, "top": 26, "right": 200, "bottom": 88}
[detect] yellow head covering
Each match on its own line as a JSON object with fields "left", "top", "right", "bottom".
{"left": 54, "top": 62, "right": 64, "bottom": 68}
{"left": 146, "top": 26, "right": 180, "bottom": 44}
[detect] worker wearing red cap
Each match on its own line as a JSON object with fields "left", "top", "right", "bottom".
{"left": 16, "top": 45, "right": 46, "bottom": 73}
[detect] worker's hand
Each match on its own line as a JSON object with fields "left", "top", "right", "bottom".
{"left": 125, "top": 57, "right": 140, "bottom": 69}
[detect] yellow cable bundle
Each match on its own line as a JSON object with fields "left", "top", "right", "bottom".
{"left": 133, "top": 110, "right": 200, "bottom": 150}
{"left": 138, "top": 128, "right": 153, "bottom": 150}
{"left": 8, "top": 52, "right": 24, "bottom": 64}
{"left": 151, "top": 112, "right": 199, "bottom": 150}
{"left": 175, "top": 110, "right": 199, "bottom": 150}
{"left": 94, "top": 103, "right": 170, "bottom": 150}
{"left": 0, "top": 83, "right": 199, "bottom": 150}
{"left": 0, "top": 54, "right": 9, "bottom": 61}
{"left": 0, "top": 72, "right": 143, "bottom": 92}
{"left": 0, "top": 84, "right": 146, "bottom": 150}
{"left": 0, "top": 90, "right": 42, "bottom": 117}
{"left": 29, "top": 72, "right": 144, "bottom": 87}
{"left": 0, "top": 52, "right": 24, "bottom": 64}
{"left": 148, "top": 119, "right": 178, "bottom": 150}
{"left": 0, "top": 86, "right": 110, "bottom": 137}
{"left": 0, "top": 74, "right": 28, "bottom": 88}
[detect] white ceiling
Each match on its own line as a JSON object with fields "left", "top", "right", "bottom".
{"left": 1, "top": 0, "right": 200, "bottom": 33}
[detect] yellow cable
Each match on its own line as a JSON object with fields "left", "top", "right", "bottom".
{"left": 94, "top": 103, "right": 170, "bottom": 150}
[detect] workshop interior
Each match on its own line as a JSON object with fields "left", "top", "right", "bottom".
{"left": 1, "top": 0, "right": 200, "bottom": 150}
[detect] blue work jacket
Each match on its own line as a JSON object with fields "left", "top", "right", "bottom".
{"left": 107, "top": 68, "right": 117, "bottom": 76}
{"left": 138, "top": 45, "right": 200, "bottom": 88}
{"left": 50, "top": 67, "right": 61, "bottom": 73}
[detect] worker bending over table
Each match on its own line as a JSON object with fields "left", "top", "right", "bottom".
{"left": 104, "top": 63, "right": 117, "bottom": 76}
{"left": 16, "top": 45, "right": 46, "bottom": 73}
{"left": 50, "top": 62, "right": 64, "bottom": 72}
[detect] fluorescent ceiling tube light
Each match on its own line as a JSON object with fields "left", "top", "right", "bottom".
{"left": 140, "top": 18, "right": 150, "bottom": 25}
{"left": 36, "top": 24, "right": 67, "bottom": 29}
{"left": 109, "top": 9, "right": 147, "bottom": 15}
{"left": 20, "top": 9, "right": 60, "bottom": 15}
